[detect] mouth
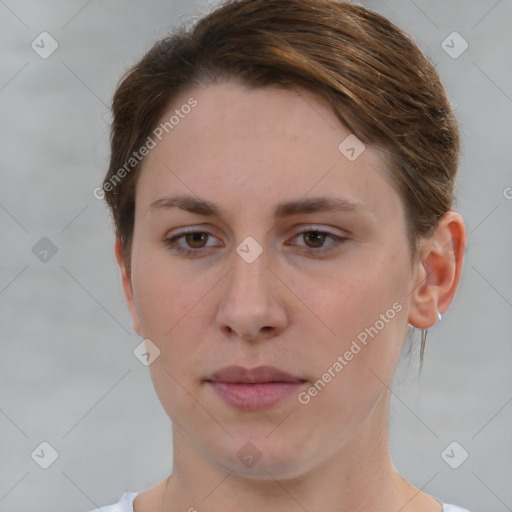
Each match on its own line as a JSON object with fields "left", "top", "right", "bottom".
{"left": 204, "top": 365, "right": 307, "bottom": 411}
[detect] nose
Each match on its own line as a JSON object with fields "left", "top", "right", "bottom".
{"left": 215, "top": 244, "right": 288, "bottom": 343}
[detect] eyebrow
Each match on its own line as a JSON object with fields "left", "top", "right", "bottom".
{"left": 148, "top": 194, "right": 371, "bottom": 219}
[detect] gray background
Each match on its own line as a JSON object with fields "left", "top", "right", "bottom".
{"left": 1, "top": 1, "right": 511, "bottom": 511}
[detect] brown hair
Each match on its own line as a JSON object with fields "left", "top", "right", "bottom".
{"left": 103, "top": 0, "right": 459, "bottom": 358}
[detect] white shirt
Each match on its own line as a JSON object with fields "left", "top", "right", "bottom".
{"left": 86, "top": 492, "right": 472, "bottom": 512}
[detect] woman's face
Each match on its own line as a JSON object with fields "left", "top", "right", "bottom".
{"left": 122, "top": 80, "right": 418, "bottom": 478}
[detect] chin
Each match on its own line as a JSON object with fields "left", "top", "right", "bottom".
{"left": 208, "top": 432, "right": 317, "bottom": 481}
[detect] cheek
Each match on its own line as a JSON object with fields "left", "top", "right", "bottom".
{"left": 298, "top": 251, "right": 409, "bottom": 383}
{"left": 132, "top": 260, "right": 212, "bottom": 421}
{"left": 303, "top": 259, "right": 405, "bottom": 337}
{"left": 130, "top": 253, "right": 218, "bottom": 379}
{"left": 294, "top": 267, "right": 407, "bottom": 440}
{"left": 131, "top": 251, "right": 203, "bottom": 335}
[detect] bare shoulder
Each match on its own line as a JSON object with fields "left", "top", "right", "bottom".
{"left": 132, "top": 479, "right": 168, "bottom": 512}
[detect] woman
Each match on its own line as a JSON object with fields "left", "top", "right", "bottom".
{"left": 89, "top": 0, "right": 469, "bottom": 510}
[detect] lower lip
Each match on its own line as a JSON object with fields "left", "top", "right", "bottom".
{"left": 207, "top": 381, "right": 306, "bottom": 411}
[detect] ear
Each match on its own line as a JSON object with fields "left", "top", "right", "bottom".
{"left": 114, "top": 238, "right": 142, "bottom": 336}
{"left": 408, "top": 211, "right": 466, "bottom": 329}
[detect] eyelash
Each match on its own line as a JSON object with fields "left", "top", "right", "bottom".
{"left": 164, "top": 228, "right": 348, "bottom": 256}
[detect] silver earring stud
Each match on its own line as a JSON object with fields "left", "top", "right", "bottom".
{"left": 438, "top": 311, "right": 442, "bottom": 321}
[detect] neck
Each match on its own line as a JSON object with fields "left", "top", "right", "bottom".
{"left": 159, "top": 393, "right": 440, "bottom": 512}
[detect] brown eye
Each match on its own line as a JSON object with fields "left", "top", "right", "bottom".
{"left": 303, "top": 231, "right": 327, "bottom": 248}
{"left": 184, "top": 232, "right": 209, "bottom": 248}
{"left": 164, "top": 230, "right": 221, "bottom": 255}
{"left": 289, "top": 228, "right": 347, "bottom": 254}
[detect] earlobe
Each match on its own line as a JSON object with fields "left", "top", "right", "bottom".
{"left": 407, "top": 211, "right": 466, "bottom": 330}
{"left": 114, "top": 238, "right": 142, "bottom": 336}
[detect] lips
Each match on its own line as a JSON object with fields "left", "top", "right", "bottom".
{"left": 208, "top": 365, "right": 304, "bottom": 384}
{"left": 205, "top": 365, "right": 307, "bottom": 411}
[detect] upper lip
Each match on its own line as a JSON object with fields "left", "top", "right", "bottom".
{"left": 206, "top": 365, "right": 305, "bottom": 384}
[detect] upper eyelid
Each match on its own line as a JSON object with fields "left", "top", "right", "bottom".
{"left": 166, "top": 224, "right": 346, "bottom": 240}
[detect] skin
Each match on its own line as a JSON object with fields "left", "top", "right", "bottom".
{"left": 115, "top": 80, "right": 466, "bottom": 512}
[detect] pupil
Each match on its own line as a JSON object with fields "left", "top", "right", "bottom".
{"left": 188, "top": 233, "right": 206, "bottom": 247}
{"left": 307, "top": 231, "right": 324, "bottom": 247}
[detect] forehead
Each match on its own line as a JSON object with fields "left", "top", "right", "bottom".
{"left": 135, "top": 80, "right": 402, "bottom": 226}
